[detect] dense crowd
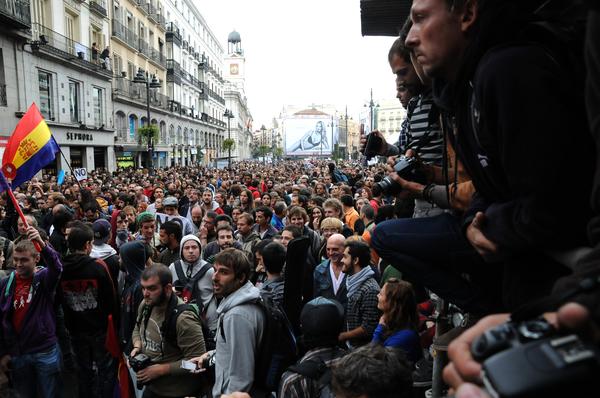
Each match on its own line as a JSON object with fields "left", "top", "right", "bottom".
{"left": 1, "top": 0, "right": 600, "bottom": 398}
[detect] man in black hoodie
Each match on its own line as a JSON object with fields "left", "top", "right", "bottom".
{"left": 403, "top": 0, "right": 594, "bottom": 310}
{"left": 60, "top": 221, "right": 117, "bottom": 398}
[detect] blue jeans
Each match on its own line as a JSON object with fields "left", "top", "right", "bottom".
{"left": 371, "top": 213, "right": 502, "bottom": 314}
{"left": 11, "top": 343, "right": 62, "bottom": 398}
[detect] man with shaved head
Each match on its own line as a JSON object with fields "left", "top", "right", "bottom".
{"left": 313, "top": 233, "right": 347, "bottom": 309}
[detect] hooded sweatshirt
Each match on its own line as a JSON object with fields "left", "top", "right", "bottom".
{"left": 169, "top": 235, "right": 218, "bottom": 331}
{"left": 91, "top": 241, "right": 119, "bottom": 291}
{"left": 119, "top": 241, "right": 151, "bottom": 350}
{"left": 59, "top": 252, "right": 116, "bottom": 336}
{"left": 213, "top": 281, "right": 265, "bottom": 397}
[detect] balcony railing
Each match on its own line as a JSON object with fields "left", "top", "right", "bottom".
{"left": 145, "top": 3, "right": 155, "bottom": 16}
{"left": 89, "top": 0, "right": 107, "bottom": 17}
{"left": 138, "top": 38, "right": 149, "bottom": 58}
{"left": 149, "top": 47, "right": 166, "bottom": 68}
{"left": 154, "top": 12, "right": 166, "bottom": 30}
{"left": 31, "top": 23, "right": 110, "bottom": 76}
{"left": 112, "top": 19, "right": 138, "bottom": 51}
{"left": 0, "top": 0, "right": 31, "bottom": 28}
{"left": 136, "top": 0, "right": 147, "bottom": 14}
{"left": 165, "top": 22, "right": 181, "bottom": 45}
{"left": 0, "top": 84, "right": 7, "bottom": 107}
{"left": 113, "top": 78, "right": 170, "bottom": 112}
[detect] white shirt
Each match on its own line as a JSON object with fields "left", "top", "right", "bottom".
{"left": 329, "top": 263, "right": 345, "bottom": 295}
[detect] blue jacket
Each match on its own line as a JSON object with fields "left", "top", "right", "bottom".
{"left": 0, "top": 245, "right": 62, "bottom": 356}
{"left": 313, "top": 259, "right": 347, "bottom": 310}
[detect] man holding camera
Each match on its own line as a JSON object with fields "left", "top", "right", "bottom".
{"left": 130, "top": 264, "right": 206, "bottom": 398}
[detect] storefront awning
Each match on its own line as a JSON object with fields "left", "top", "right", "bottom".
{"left": 360, "top": 0, "right": 412, "bottom": 37}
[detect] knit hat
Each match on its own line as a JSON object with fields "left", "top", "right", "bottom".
{"left": 179, "top": 234, "right": 202, "bottom": 261}
{"left": 163, "top": 196, "right": 178, "bottom": 207}
{"left": 300, "top": 297, "right": 345, "bottom": 348}
{"left": 136, "top": 211, "right": 155, "bottom": 225}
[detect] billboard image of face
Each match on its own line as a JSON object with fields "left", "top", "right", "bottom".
{"left": 285, "top": 118, "right": 336, "bottom": 156}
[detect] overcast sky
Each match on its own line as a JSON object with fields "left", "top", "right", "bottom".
{"left": 200, "top": 0, "right": 398, "bottom": 129}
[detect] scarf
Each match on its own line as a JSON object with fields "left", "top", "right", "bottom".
{"left": 346, "top": 266, "right": 374, "bottom": 299}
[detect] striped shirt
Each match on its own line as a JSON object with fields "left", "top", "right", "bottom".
{"left": 406, "top": 91, "right": 444, "bottom": 165}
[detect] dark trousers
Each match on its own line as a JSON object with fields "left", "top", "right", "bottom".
{"left": 71, "top": 333, "right": 116, "bottom": 398}
{"left": 371, "top": 213, "right": 503, "bottom": 314}
{"left": 11, "top": 344, "right": 62, "bottom": 398}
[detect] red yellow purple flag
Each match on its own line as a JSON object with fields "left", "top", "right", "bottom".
{"left": 1, "top": 103, "right": 59, "bottom": 190}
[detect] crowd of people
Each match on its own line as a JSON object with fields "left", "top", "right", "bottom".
{"left": 0, "top": 0, "right": 599, "bottom": 397}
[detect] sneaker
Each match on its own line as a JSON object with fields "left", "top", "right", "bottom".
{"left": 412, "top": 357, "right": 433, "bottom": 388}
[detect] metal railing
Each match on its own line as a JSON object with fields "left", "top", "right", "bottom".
{"left": 89, "top": 0, "right": 107, "bottom": 17}
{"left": 112, "top": 19, "right": 138, "bottom": 51}
{"left": 138, "top": 38, "right": 149, "bottom": 57}
{"left": 166, "top": 59, "right": 181, "bottom": 76}
{"left": 31, "top": 23, "right": 98, "bottom": 66}
{"left": 154, "top": 12, "right": 166, "bottom": 29}
{"left": 113, "top": 78, "right": 170, "bottom": 112}
{"left": 165, "top": 22, "right": 181, "bottom": 45}
{"left": 0, "top": 0, "right": 31, "bottom": 27}
{"left": 149, "top": 47, "right": 165, "bottom": 68}
{"left": 136, "top": 0, "right": 147, "bottom": 14}
{"left": 0, "top": 84, "right": 7, "bottom": 107}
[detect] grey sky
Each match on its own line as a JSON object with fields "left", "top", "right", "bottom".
{"left": 200, "top": 0, "right": 399, "bottom": 129}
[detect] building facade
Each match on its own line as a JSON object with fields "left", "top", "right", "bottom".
{"left": 110, "top": 0, "right": 226, "bottom": 168}
{"left": 376, "top": 98, "right": 406, "bottom": 145}
{"left": 1, "top": 0, "right": 116, "bottom": 173}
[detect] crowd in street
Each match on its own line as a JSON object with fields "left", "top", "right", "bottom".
{"left": 0, "top": 0, "right": 600, "bottom": 398}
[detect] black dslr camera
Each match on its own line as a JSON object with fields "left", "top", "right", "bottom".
{"left": 371, "top": 155, "right": 425, "bottom": 196}
{"left": 471, "top": 318, "right": 599, "bottom": 397}
{"left": 130, "top": 353, "right": 152, "bottom": 389}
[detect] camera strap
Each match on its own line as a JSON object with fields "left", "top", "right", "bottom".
{"left": 510, "top": 272, "right": 600, "bottom": 323}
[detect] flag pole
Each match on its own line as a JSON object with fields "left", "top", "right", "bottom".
{"left": 53, "top": 135, "right": 83, "bottom": 189}
{"left": 0, "top": 173, "right": 42, "bottom": 252}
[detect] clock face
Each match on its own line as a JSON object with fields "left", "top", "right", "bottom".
{"left": 230, "top": 63, "right": 239, "bottom": 75}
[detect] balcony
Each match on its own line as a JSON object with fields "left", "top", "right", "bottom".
{"left": 166, "top": 59, "right": 181, "bottom": 84}
{"left": 89, "top": 0, "right": 107, "bottom": 18}
{"left": 165, "top": 22, "right": 181, "bottom": 46}
{"left": 0, "top": 0, "right": 30, "bottom": 28}
{"left": 30, "top": 23, "right": 111, "bottom": 79}
{"left": 153, "top": 12, "right": 166, "bottom": 30}
{"left": 149, "top": 47, "right": 166, "bottom": 68}
{"left": 113, "top": 78, "right": 170, "bottom": 112}
{"left": 145, "top": 3, "right": 155, "bottom": 16}
{"left": 112, "top": 19, "right": 138, "bottom": 51}
{"left": 0, "top": 84, "right": 6, "bottom": 107}
{"left": 137, "top": 38, "right": 149, "bottom": 58}
{"left": 136, "top": 0, "right": 148, "bottom": 15}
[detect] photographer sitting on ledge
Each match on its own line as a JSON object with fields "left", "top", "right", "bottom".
{"left": 130, "top": 264, "right": 206, "bottom": 398}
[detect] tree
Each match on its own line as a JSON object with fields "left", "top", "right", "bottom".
{"left": 222, "top": 138, "right": 236, "bottom": 151}
{"left": 138, "top": 125, "right": 159, "bottom": 146}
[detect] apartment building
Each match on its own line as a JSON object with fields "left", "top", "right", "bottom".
{"left": 110, "top": 0, "right": 226, "bottom": 168}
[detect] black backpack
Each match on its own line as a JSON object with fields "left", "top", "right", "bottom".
{"left": 218, "top": 291, "right": 298, "bottom": 392}
{"left": 173, "top": 260, "right": 211, "bottom": 305}
{"left": 287, "top": 359, "right": 334, "bottom": 398}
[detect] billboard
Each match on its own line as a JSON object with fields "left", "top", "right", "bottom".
{"left": 284, "top": 118, "right": 337, "bottom": 156}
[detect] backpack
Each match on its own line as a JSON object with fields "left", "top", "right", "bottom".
{"left": 218, "top": 291, "right": 298, "bottom": 392}
{"left": 287, "top": 359, "right": 334, "bottom": 398}
{"left": 173, "top": 260, "right": 211, "bottom": 305}
{"left": 332, "top": 168, "right": 348, "bottom": 183}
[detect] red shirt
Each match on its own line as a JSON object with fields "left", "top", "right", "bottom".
{"left": 13, "top": 275, "right": 33, "bottom": 333}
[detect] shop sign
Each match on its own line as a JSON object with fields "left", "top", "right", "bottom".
{"left": 66, "top": 132, "right": 94, "bottom": 141}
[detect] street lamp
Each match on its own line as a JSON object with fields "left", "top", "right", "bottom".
{"left": 133, "top": 68, "right": 161, "bottom": 174}
{"left": 364, "top": 88, "right": 379, "bottom": 132}
{"left": 260, "top": 125, "right": 266, "bottom": 166}
{"left": 224, "top": 109, "right": 234, "bottom": 169}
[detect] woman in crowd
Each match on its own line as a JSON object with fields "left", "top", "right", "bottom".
{"left": 373, "top": 278, "right": 422, "bottom": 364}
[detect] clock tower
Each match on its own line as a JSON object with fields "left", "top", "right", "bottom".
{"left": 224, "top": 30, "right": 246, "bottom": 97}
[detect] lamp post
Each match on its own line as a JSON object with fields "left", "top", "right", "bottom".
{"left": 366, "top": 88, "right": 379, "bottom": 132}
{"left": 224, "top": 109, "right": 234, "bottom": 169}
{"left": 133, "top": 68, "right": 161, "bottom": 174}
{"left": 260, "top": 125, "right": 266, "bottom": 166}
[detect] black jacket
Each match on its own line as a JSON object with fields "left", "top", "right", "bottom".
{"left": 59, "top": 253, "right": 117, "bottom": 336}
{"left": 435, "top": 43, "right": 594, "bottom": 309}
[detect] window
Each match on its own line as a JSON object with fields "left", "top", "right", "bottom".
{"left": 38, "top": 70, "right": 53, "bottom": 120}
{"left": 68, "top": 80, "right": 80, "bottom": 123}
{"left": 92, "top": 87, "right": 104, "bottom": 127}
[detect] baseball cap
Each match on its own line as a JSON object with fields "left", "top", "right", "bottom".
{"left": 92, "top": 219, "right": 111, "bottom": 244}
{"left": 163, "top": 196, "right": 178, "bottom": 207}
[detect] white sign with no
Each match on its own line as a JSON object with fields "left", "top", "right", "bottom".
{"left": 73, "top": 168, "right": 88, "bottom": 181}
